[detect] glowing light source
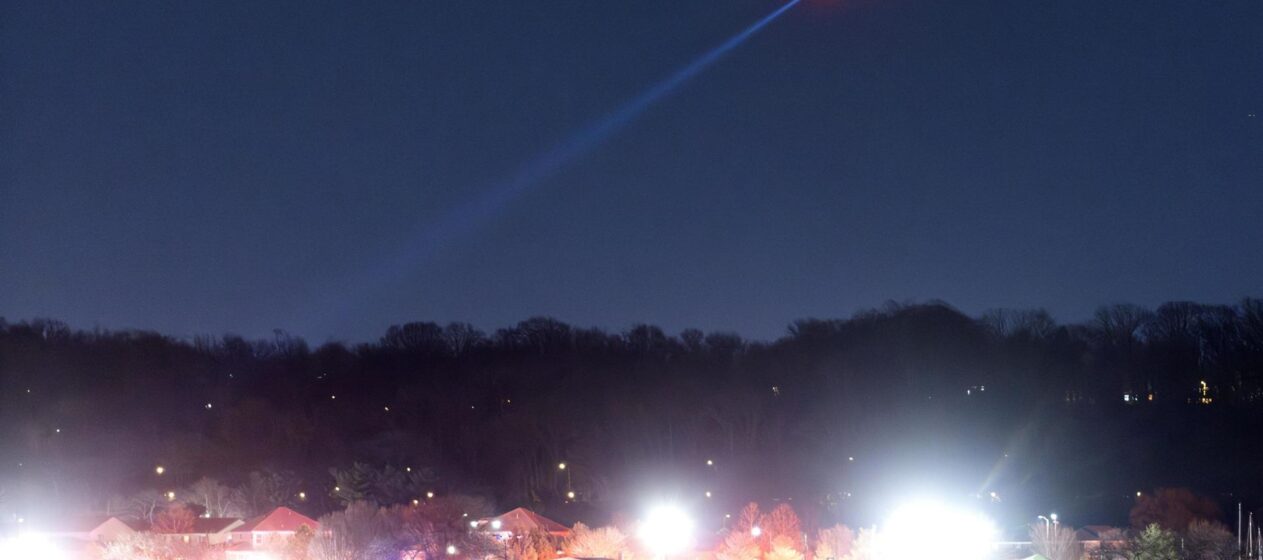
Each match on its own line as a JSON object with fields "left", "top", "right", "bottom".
{"left": 491, "top": 520, "right": 502, "bottom": 530}
{"left": 298, "top": 492, "right": 307, "bottom": 501}
{"left": 0, "top": 534, "right": 66, "bottom": 560}
{"left": 558, "top": 463, "right": 567, "bottom": 470}
{"left": 155, "top": 466, "right": 165, "bottom": 475}
{"left": 470, "top": 521, "right": 479, "bottom": 528}
{"left": 638, "top": 505, "right": 695, "bottom": 556}
{"left": 750, "top": 526, "right": 762, "bottom": 537}
{"left": 567, "top": 491, "right": 576, "bottom": 500}
{"left": 427, "top": 491, "right": 435, "bottom": 499}
{"left": 879, "top": 501, "right": 997, "bottom": 560}
{"left": 446, "top": 545, "right": 458, "bottom": 555}
{"left": 166, "top": 491, "right": 177, "bottom": 501}
{"left": 706, "top": 459, "right": 714, "bottom": 466}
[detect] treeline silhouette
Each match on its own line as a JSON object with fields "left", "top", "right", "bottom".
{"left": 3, "top": 298, "right": 1263, "bottom": 529}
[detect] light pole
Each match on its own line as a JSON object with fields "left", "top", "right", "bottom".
{"left": 1038, "top": 516, "right": 1051, "bottom": 541}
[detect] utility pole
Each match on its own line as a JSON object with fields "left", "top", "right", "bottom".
{"left": 1241, "top": 503, "right": 1244, "bottom": 557}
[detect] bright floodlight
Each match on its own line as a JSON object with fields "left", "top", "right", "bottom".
{"left": 880, "top": 501, "right": 997, "bottom": 560}
{"left": 638, "top": 505, "right": 695, "bottom": 556}
{"left": 491, "top": 519, "right": 502, "bottom": 530}
{"left": 0, "top": 535, "right": 67, "bottom": 560}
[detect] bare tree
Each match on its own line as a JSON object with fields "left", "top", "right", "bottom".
{"left": 814, "top": 524, "right": 854, "bottom": 560}
{"left": 1030, "top": 523, "right": 1082, "bottom": 560}
{"left": 123, "top": 489, "right": 166, "bottom": 524}
{"left": 1184, "top": 520, "right": 1236, "bottom": 560}
{"left": 152, "top": 503, "right": 196, "bottom": 534}
{"left": 766, "top": 535, "right": 805, "bottom": 560}
{"left": 840, "top": 528, "right": 878, "bottom": 560}
{"left": 185, "top": 477, "right": 245, "bottom": 518}
{"left": 564, "top": 523, "right": 628, "bottom": 559}
{"left": 309, "top": 501, "right": 395, "bottom": 560}
{"left": 716, "top": 529, "right": 761, "bottom": 560}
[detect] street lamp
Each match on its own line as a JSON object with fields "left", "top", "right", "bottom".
{"left": 446, "top": 545, "right": 458, "bottom": 556}
{"left": 155, "top": 466, "right": 165, "bottom": 476}
{"left": 750, "top": 526, "right": 762, "bottom": 538}
{"left": 1038, "top": 515, "right": 1051, "bottom": 541}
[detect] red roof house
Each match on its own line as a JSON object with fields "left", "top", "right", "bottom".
{"left": 158, "top": 517, "right": 243, "bottom": 545}
{"left": 226, "top": 507, "right": 319, "bottom": 559}
{"left": 477, "top": 507, "right": 570, "bottom": 538}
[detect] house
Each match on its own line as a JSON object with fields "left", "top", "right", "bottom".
{"left": 1076, "top": 525, "right": 1127, "bottom": 557}
{"left": 15, "top": 516, "right": 141, "bottom": 560}
{"left": 475, "top": 507, "right": 571, "bottom": 538}
{"left": 158, "top": 517, "right": 243, "bottom": 545}
{"left": 225, "top": 507, "right": 319, "bottom": 559}
{"left": 35, "top": 516, "right": 139, "bottom": 542}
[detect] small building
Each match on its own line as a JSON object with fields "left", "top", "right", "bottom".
{"left": 159, "top": 517, "right": 243, "bottom": 545}
{"left": 474, "top": 507, "right": 571, "bottom": 538}
{"left": 35, "top": 516, "right": 139, "bottom": 542}
{"left": 225, "top": 507, "right": 319, "bottom": 559}
{"left": 1076, "top": 525, "right": 1127, "bottom": 557}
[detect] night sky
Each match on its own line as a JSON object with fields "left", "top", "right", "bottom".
{"left": 3, "top": 0, "right": 1260, "bottom": 342}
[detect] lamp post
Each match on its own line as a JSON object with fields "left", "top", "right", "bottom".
{"left": 1038, "top": 516, "right": 1051, "bottom": 541}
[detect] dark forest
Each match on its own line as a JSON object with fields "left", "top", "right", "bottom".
{"left": 4, "top": 299, "right": 1263, "bottom": 533}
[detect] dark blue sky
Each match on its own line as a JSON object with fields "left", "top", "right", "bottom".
{"left": 3, "top": 0, "right": 1260, "bottom": 342}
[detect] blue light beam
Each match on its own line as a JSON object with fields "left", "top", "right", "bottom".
{"left": 332, "top": 0, "right": 802, "bottom": 320}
